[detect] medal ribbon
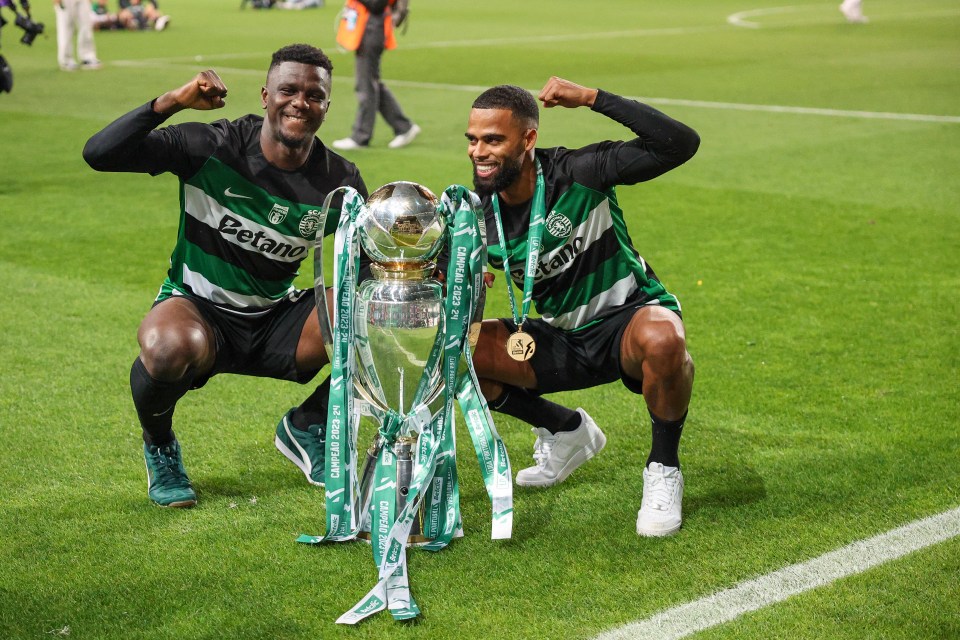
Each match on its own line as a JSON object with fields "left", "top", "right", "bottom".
{"left": 491, "top": 159, "right": 545, "bottom": 329}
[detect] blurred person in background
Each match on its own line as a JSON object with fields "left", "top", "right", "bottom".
{"left": 91, "top": 0, "right": 120, "bottom": 30}
{"left": 118, "top": 0, "right": 169, "bottom": 30}
{"left": 55, "top": 0, "right": 100, "bottom": 70}
{"left": 331, "top": 0, "right": 420, "bottom": 150}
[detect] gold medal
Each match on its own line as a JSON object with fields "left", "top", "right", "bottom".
{"left": 493, "top": 161, "right": 546, "bottom": 365}
{"left": 507, "top": 330, "right": 536, "bottom": 362}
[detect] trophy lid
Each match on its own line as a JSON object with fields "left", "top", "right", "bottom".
{"left": 358, "top": 181, "right": 446, "bottom": 265}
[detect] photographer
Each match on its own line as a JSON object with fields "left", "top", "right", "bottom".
{"left": 0, "top": 0, "right": 46, "bottom": 92}
{"left": 55, "top": 0, "right": 100, "bottom": 70}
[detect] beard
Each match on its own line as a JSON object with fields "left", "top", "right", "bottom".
{"left": 271, "top": 112, "right": 319, "bottom": 150}
{"left": 276, "top": 127, "right": 311, "bottom": 150}
{"left": 472, "top": 156, "right": 522, "bottom": 198}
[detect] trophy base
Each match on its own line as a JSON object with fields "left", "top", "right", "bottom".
{"left": 358, "top": 434, "right": 436, "bottom": 547}
{"left": 356, "top": 531, "right": 435, "bottom": 547}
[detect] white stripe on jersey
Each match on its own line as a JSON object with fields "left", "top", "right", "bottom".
{"left": 184, "top": 184, "right": 311, "bottom": 263}
{"left": 180, "top": 264, "right": 293, "bottom": 312}
{"left": 543, "top": 273, "right": 639, "bottom": 330}
{"left": 534, "top": 198, "right": 614, "bottom": 283}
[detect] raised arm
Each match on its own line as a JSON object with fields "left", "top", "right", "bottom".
{"left": 538, "top": 76, "right": 700, "bottom": 188}
{"left": 83, "top": 71, "right": 228, "bottom": 176}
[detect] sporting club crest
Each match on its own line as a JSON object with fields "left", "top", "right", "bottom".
{"left": 299, "top": 208, "right": 323, "bottom": 238}
{"left": 545, "top": 211, "right": 572, "bottom": 239}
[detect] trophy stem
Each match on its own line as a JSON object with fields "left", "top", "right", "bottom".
{"left": 357, "top": 434, "right": 431, "bottom": 546}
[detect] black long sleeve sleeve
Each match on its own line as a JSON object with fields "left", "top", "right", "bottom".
{"left": 82, "top": 101, "right": 215, "bottom": 178}
{"left": 568, "top": 89, "right": 700, "bottom": 190}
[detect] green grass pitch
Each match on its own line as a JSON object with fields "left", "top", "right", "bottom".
{"left": 1, "top": 0, "right": 958, "bottom": 638}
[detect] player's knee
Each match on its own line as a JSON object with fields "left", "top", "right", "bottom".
{"left": 471, "top": 343, "right": 494, "bottom": 377}
{"left": 638, "top": 322, "right": 688, "bottom": 373}
{"left": 139, "top": 325, "right": 210, "bottom": 380}
{"left": 469, "top": 322, "right": 503, "bottom": 377}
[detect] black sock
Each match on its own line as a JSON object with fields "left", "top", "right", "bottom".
{"left": 489, "top": 385, "right": 581, "bottom": 434}
{"left": 646, "top": 410, "right": 686, "bottom": 469}
{"left": 130, "top": 358, "right": 193, "bottom": 447}
{"left": 290, "top": 377, "right": 331, "bottom": 432}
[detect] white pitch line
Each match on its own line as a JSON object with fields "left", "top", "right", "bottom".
{"left": 593, "top": 506, "right": 960, "bottom": 640}
{"left": 728, "top": 5, "right": 960, "bottom": 29}
{"left": 399, "top": 26, "right": 717, "bottom": 50}
{"left": 112, "top": 5, "right": 960, "bottom": 65}
{"left": 613, "top": 96, "right": 960, "bottom": 124}
{"left": 106, "top": 61, "right": 960, "bottom": 125}
{"left": 728, "top": 5, "right": 804, "bottom": 29}
{"left": 106, "top": 60, "right": 960, "bottom": 125}
{"left": 114, "top": 25, "right": 720, "bottom": 66}
{"left": 380, "top": 80, "right": 960, "bottom": 124}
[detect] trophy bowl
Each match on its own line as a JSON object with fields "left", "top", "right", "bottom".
{"left": 358, "top": 181, "right": 446, "bottom": 268}
{"left": 354, "top": 181, "right": 448, "bottom": 416}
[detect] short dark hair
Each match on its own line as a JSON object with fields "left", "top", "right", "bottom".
{"left": 268, "top": 44, "right": 333, "bottom": 79}
{"left": 472, "top": 85, "right": 539, "bottom": 129}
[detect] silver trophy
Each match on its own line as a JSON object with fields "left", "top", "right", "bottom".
{"left": 306, "top": 182, "right": 509, "bottom": 624}
{"left": 350, "top": 181, "right": 468, "bottom": 543}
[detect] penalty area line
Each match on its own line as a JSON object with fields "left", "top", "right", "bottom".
{"left": 592, "top": 506, "right": 960, "bottom": 640}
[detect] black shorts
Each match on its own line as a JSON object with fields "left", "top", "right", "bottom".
{"left": 501, "top": 303, "right": 681, "bottom": 395}
{"left": 154, "top": 290, "right": 318, "bottom": 389}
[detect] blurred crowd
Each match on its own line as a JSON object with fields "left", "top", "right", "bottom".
{"left": 91, "top": 0, "right": 170, "bottom": 31}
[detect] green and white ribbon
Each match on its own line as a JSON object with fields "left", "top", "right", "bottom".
{"left": 456, "top": 367, "right": 513, "bottom": 540}
{"left": 491, "top": 159, "right": 546, "bottom": 328}
{"left": 296, "top": 186, "right": 366, "bottom": 543}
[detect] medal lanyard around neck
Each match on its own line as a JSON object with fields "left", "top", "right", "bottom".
{"left": 491, "top": 159, "right": 545, "bottom": 331}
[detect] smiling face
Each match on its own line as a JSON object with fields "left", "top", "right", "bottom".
{"left": 261, "top": 61, "right": 332, "bottom": 152}
{"left": 465, "top": 108, "right": 537, "bottom": 198}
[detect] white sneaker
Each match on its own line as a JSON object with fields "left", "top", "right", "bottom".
{"left": 515, "top": 408, "right": 607, "bottom": 487}
{"left": 636, "top": 462, "right": 683, "bottom": 537}
{"left": 154, "top": 15, "right": 170, "bottom": 31}
{"left": 387, "top": 123, "right": 421, "bottom": 149}
{"left": 60, "top": 60, "right": 79, "bottom": 72}
{"left": 331, "top": 137, "right": 366, "bottom": 150}
{"left": 839, "top": 1, "right": 868, "bottom": 23}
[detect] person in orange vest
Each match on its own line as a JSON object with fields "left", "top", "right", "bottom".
{"left": 332, "top": 0, "right": 420, "bottom": 150}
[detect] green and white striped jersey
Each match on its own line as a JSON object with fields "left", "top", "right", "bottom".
{"left": 481, "top": 90, "right": 700, "bottom": 331}
{"left": 487, "top": 171, "right": 677, "bottom": 331}
{"left": 84, "top": 104, "right": 367, "bottom": 316}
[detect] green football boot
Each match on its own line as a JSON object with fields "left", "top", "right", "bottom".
{"left": 274, "top": 408, "right": 326, "bottom": 487}
{"left": 144, "top": 440, "right": 197, "bottom": 508}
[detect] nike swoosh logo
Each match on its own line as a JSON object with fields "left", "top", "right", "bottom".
{"left": 224, "top": 187, "right": 252, "bottom": 200}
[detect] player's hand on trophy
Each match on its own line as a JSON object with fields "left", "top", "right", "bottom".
{"left": 538, "top": 76, "right": 598, "bottom": 109}
{"left": 153, "top": 70, "right": 228, "bottom": 116}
